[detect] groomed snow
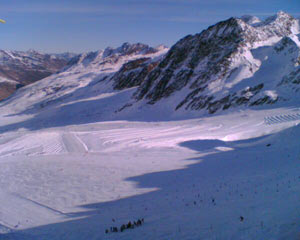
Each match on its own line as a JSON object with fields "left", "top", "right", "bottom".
{"left": 0, "top": 106, "right": 300, "bottom": 239}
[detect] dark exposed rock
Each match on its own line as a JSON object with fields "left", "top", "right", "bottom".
{"left": 112, "top": 57, "right": 159, "bottom": 90}
{"left": 117, "top": 11, "right": 299, "bottom": 114}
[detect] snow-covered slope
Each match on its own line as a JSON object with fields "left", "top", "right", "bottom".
{"left": 1, "top": 107, "right": 300, "bottom": 240}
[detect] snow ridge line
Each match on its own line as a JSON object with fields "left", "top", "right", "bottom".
{"left": 12, "top": 194, "right": 67, "bottom": 216}
{"left": 264, "top": 113, "right": 300, "bottom": 125}
{"left": 0, "top": 220, "right": 13, "bottom": 231}
{"left": 73, "top": 133, "right": 89, "bottom": 152}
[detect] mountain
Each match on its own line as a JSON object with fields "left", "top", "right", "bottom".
{"left": 0, "top": 50, "right": 77, "bottom": 100}
{"left": 0, "top": 43, "right": 168, "bottom": 126}
{"left": 128, "top": 11, "right": 300, "bottom": 115}
{"left": 0, "top": 12, "right": 299, "bottom": 125}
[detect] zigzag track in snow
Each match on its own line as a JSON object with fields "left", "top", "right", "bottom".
{"left": 264, "top": 113, "right": 300, "bottom": 125}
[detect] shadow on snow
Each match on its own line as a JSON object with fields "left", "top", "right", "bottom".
{"left": 1, "top": 128, "right": 300, "bottom": 240}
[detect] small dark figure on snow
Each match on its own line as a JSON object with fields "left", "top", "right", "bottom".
{"left": 127, "top": 221, "right": 133, "bottom": 229}
{"left": 120, "top": 224, "right": 126, "bottom": 232}
{"left": 108, "top": 218, "right": 144, "bottom": 234}
{"left": 240, "top": 216, "right": 244, "bottom": 222}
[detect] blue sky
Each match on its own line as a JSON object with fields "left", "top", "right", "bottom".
{"left": 0, "top": 0, "right": 299, "bottom": 53}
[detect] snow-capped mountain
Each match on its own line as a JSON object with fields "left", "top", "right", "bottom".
{"left": 0, "top": 12, "right": 299, "bottom": 124}
{"left": 64, "top": 43, "right": 166, "bottom": 73}
{"left": 0, "top": 50, "right": 77, "bottom": 100}
{"left": 128, "top": 11, "right": 300, "bottom": 115}
{"left": 0, "top": 43, "right": 168, "bottom": 124}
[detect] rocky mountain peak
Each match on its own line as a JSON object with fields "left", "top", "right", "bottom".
{"left": 26, "top": 48, "right": 41, "bottom": 55}
{"left": 199, "top": 17, "right": 245, "bottom": 41}
{"left": 103, "top": 42, "right": 158, "bottom": 58}
{"left": 265, "top": 11, "right": 294, "bottom": 24}
{"left": 255, "top": 11, "right": 299, "bottom": 36}
{"left": 66, "top": 43, "right": 167, "bottom": 73}
{"left": 240, "top": 15, "right": 261, "bottom": 25}
{"left": 196, "top": 11, "right": 298, "bottom": 48}
{"left": 155, "top": 45, "right": 169, "bottom": 52}
{"left": 124, "top": 12, "right": 300, "bottom": 115}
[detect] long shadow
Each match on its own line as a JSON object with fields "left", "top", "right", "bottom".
{"left": 1, "top": 127, "right": 300, "bottom": 240}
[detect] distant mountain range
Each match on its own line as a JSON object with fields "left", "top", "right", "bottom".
{"left": 0, "top": 50, "right": 77, "bottom": 100}
{"left": 0, "top": 11, "right": 299, "bottom": 123}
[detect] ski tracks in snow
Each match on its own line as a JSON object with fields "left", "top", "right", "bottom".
{"left": 0, "top": 190, "right": 66, "bottom": 231}
{"left": 62, "top": 132, "right": 88, "bottom": 153}
{"left": 0, "top": 131, "right": 89, "bottom": 157}
{"left": 0, "top": 132, "right": 64, "bottom": 157}
{"left": 264, "top": 113, "right": 300, "bottom": 125}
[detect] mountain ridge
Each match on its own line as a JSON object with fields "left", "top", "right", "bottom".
{"left": 0, "top": 11, "right": 299, "bottom": 124}
{"left": 0, "top": 50, "right": 78, "bottom": 100}
{"left": 123, "top": 11, "right": 300, "bottom": 115}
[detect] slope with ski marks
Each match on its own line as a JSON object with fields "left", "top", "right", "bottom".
{"left": 0, "top": 107, "right": 300, "bottom": 239}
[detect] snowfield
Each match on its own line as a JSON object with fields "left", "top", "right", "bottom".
{"left": 1, "top": 106, "right": 300, "bottom": 240}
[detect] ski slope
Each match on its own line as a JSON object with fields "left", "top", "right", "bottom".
{"left": 265, "top": 112, "right": 300, "bottom": 125}
{"left": 0, "top": 106, "right": 300, "bottom": 240}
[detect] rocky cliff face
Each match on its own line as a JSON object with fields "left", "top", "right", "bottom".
{"left": 121, "top": 11, "right": 300, "bottom": 114}
{"left": 112, "top": 57, "right": 160, "bottom": 90}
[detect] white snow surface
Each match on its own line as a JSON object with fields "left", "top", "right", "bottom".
{"left": 1, "top": 101, "right": 300, "bottom": 239}
{"left": 1, "top": 14, "right": 300, "bottom": 240}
